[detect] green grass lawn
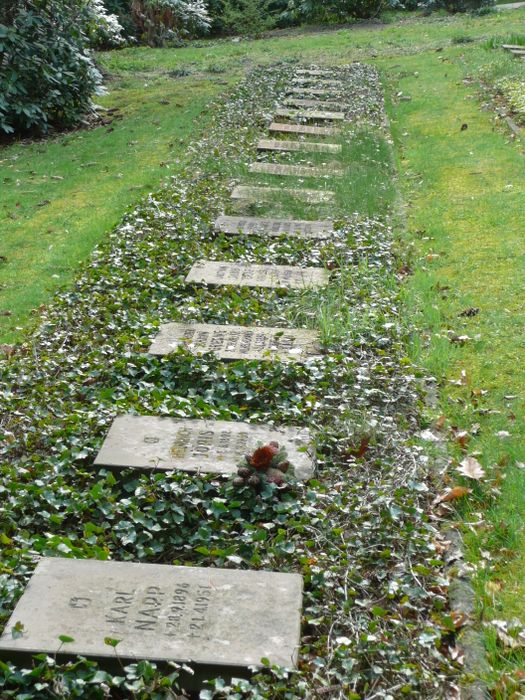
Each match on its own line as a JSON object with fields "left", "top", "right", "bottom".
{"left": 381, "top": 40, "right": 525, "bottom": 684}
{"left": 0, "top": 68, "right": 235, "bottom": 343}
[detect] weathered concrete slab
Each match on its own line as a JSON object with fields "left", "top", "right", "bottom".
{"left": 283, "top": 98, "right": 341, "bottom": 109}
{"left": 257, "top": 139, "right": 341, "bottom": 154}
{"left": 231, "top": 185, "right": 334, "bottom": 203}
{"left": 94, "top": 415, "right": 315, "bottom": 479}
{"left": 288, "top": 87, "right": 341, "bottom": 97}
{"left": 214, "top": 215, "right": 334, "bottom": 239}
{"left": 498, "top": 3, "right": 525, "bottom": 10}
{"left": 0, "top": 558, "right": 303, "bottom": 675}
{"left": 275, "top": 108, "right": 345, "bottom": 122}
{"left": 295, "top": 69, "right": 335, "bottom": 77}
{"left": 502, "top": 43, "right": 525, "bottom": 49}
{"left": 186, "top": 260, "right": 329, "bottom": 289}
{"left": 269, "top": 122, "right": 340, "bottom": 137}
{"left": 292, "top": 78, "right": 343, "bottom": 87}
{"left": 249, "top": 162, "right": 342, "bottom": 178}
{"left": 149, "top": 322, "right": 320, "bottom": 361}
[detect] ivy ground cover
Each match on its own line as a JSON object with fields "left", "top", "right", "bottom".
{"left": 0, "top": 63, "right": 461, "bottom": 697}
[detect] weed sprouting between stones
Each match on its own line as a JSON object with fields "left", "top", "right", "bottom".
{"left": 0, "top": 64, "right": 458, "bottom": 697}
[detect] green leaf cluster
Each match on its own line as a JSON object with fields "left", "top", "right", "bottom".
{"left": 0, "top": 0, "right": 102, "bottom": 135}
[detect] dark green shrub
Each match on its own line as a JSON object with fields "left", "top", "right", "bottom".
{"left": 207, "top": 0, "right": 282, "bottom": 35}
{"left": 0, "top": 1, "right": 103, "bottom": 135}
{"left": 104, "top": 0, "right": 137, "bottom": 38}
{"left": 424, "top": 0, "right": 493, "bottom": 12}
{"left": 281, "top": 0, "right": 385, "bottom": 23}
{"left": 218, "top": 0, "right": 277, "bottom": 35}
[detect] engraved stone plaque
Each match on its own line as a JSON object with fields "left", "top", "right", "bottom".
{"left": 257, "top": 139, "right": 341, "bottom": 154}
{"left": 275, "top": 108, "right": 345, "bottom": 122}
{"left": 214, "top": 215, "right": 334, "bottom": 239}
{"left": 149, "top": 322, "right": 320, "bottom": 362}
{"left": 283, "top": 98, "right": 341, "bottom": 109}
{"left": 231, "top": 185, "right": 334, "bottom": 203}
{"left": 292, "top": 78, "right": 343, "bottom": 87}
{"left": 249, "top": 162, "right": 342, "bottom": 178}
{"left": 186, "top": 261, "right": 329, "bottom": 289}
{"left": 295, "top": 68, "right": 334, "bottom": 76}
{"left": 0, "top": 558, "right": 303, "bottom": 676}
{"left": 94, "top": 414, "right": 315, "bottom": 480}
{"left": 268, "top": 122, "right": 340, "bottom": 137}
{"left": 288, "top": 87, "right": 341, "bottom": 97}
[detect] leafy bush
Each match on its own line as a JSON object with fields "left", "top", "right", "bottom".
{"left": 130, "top": 0, "right": 211, "bottom": 46}
{"left": 281, "top": 0, "right": 385, "bottom": 23}
{"left": 424, "top": 0, "right": 493, "bottom": 11}
{"left": 104, "top": 0, "right": 138, "bottom": 38}
{"left": 88, "top": 0, "right": 126, "bottom": 47}
{"left": 0, "top": 0, "right": 112, "bottom": 135}
{"left": 219, "top": 0, "right": 277, "bottom": 35}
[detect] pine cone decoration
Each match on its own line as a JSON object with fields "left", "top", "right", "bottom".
{"left": 232, "top": 441, "right": 296, "bottom": 493}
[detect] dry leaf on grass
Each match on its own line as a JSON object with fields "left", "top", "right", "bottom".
{"left": 433, "top": 486, "right": 471, "bottom": 505}
{"left": 457, "top": 456, "right": 485, "bottom": 480}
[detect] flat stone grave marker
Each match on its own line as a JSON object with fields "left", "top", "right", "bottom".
{"left": 186, "top": 260, "right": 329, "bottom": 289}
{"left": 288, "top": 87, "right": 341, "bottom": 97}
{"left": 149, "top": 322, "right": 320, "bottom": 362}
{"left": 295, "top": 69, "right": 335, "bottom": 76}
{"left": 257, "top": 139, "right": 341, "bottom": 154}
{"left": 275, "top": 108, "right": 345, "bottom": 122}
{"left": 269, "top": 122, "right": 340, "bottom": 137}
{"left": 231, "top": 185, "right": 334, "bottom": 203}
{"left": 0, "top": 558, "right": 303, "bottom": 677}
{"left": 292, "top": 78, "right": 343, "bottom": 87}
{"left": 283, "top": 98, "right": 341, "bottom": 109}
{"left": 94, "top": 414, "right": 315, "bottom": 480}
{"left": 214, "top": 215, "right": 334, "bottom": 239}
{"left": 249, "top": 162, "right": 342, "bottom": 178}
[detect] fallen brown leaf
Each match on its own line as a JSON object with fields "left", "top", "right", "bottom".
{"left": 434, "top": 486, "right": 471, "bottom": 504}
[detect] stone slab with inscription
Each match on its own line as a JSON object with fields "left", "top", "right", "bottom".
{"left": 268, "top": 122, "right": 340, "bottom": 137}
{"left": 214, "top": 215, "right": 334, "bottom": 239}
{"left": 275, "top": 108, "right": 345, "bottom": 122}
{"left": 231, "top": 185, "right": 334, "bottom": 203}
{"left": 287, "top": 87, "right": 341, "bottom": 97}
{"left": 292, "top": 78, "right": 343, "bottom": 87}
{"left": 283, "top": 98, "right": 341, "bottom": 109}
{"left": 257, "top": 139, "right": 341, "bottom": 154}
{"left": 94, "top": 414, "right": 315, "bottom": 480}
{"left": 0, "top": 558, "right": 303, "bottom": 677}
{"left": 149, "top": 322, "right": 320, "bottom": 361}
{"left": 249, "top": 162, "right": 342, "bottom": 178}
{"left": 295, "top": 68, "right": 334, "bottom": 76}
{"left": 186, "top": 260, "right": 329, "bottom": 289}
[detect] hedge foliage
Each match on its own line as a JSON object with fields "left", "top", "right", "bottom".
{"left": 0, "top": 1, "right": 103, "bottom": 135}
